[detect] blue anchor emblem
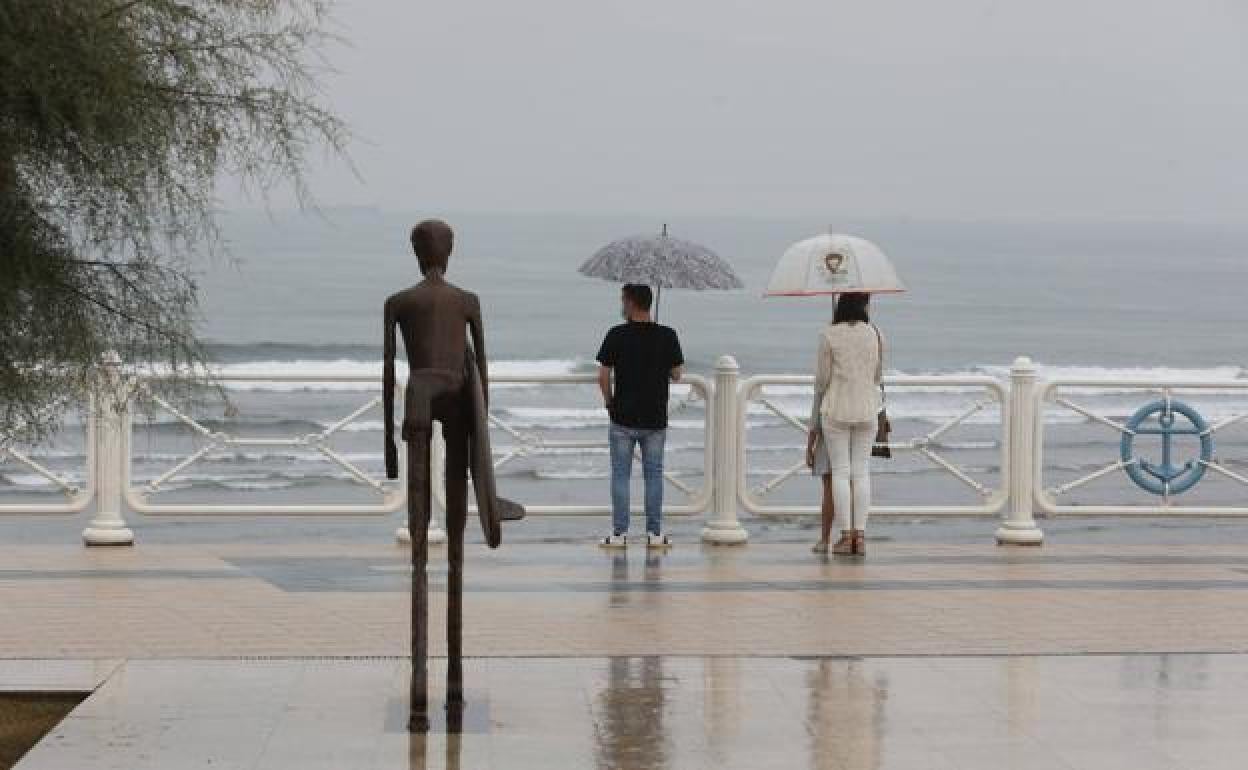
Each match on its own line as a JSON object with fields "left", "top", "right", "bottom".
{"left": 1120, "top": 399, "right": 1213, "bottom": 496}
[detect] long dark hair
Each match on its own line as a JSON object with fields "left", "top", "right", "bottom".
{"left": 833, "top": 292, "right": 870, "bottom": 324}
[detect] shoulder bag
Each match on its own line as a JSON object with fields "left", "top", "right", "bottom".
{"left": 871, "top": 324, "right": 891, "bottom": 459}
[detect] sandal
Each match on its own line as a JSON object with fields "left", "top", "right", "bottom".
{"left": 831, "top": 531, "right": 855, "bottom": 555}
{"left": 812, "top": 541, "right": 829, "bottom": 554}
{"left": 852, "top": 530, "right": 866, "bottom": 556}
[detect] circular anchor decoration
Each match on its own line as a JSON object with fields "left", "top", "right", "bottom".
{"left": 1119, "top": 399, "right": 1214, "bottom": 496}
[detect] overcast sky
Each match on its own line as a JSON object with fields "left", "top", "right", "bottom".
{"left": 228, "top": 0, "right": 1248, "bottom": 221}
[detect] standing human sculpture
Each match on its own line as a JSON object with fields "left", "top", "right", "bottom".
{"left": 383, "top": 219, "right": 523, "bottom": 732}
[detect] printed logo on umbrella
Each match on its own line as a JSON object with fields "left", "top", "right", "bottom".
{"left": 818, "top": 249, "right": 852, "bottom": 285}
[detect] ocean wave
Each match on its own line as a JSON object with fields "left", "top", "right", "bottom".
{"left": 531, "top": 469, "right": 610, "bottom": 481}
{"left": 0, "top": 473, "right": 77, "bottom": 488}
{"left": 743, "top": 464, "right": 1000, "bottom": 478}
{"left": 117, "top": 358, "right": 1248, "bottom": 433}
{"left": 527, "top": 467, "right": 703, "bottom": 482}
{"left": 745, "top": 439, "right": 1000, "bottom": 453}
{"left": 132, "top": 415, "right": 327, "bottom": 433}
{"left": 215, "top": 479, "right": 300, "bottom": 491}
{"left": 976, "top": 363, "right": 1245, "bottom": 388}
{"left": 758, "top": 363, "right": 1245, "bottom": 394}
{"left": 491, "top": 442, "right": 705, "bottom": 457}
{"left": 204, "top": 342, "right": 380, "bottom": 363}
{"left": 205, "top": 358, "right": 585, "bottom": 392}
{"left": 99, "top": 357, "right": 1248, "bottom": 390}
{"left": 11, "top": 455, "right": 1248, "bottom": 491}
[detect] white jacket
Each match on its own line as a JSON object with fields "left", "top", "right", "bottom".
{"left": 811, "top": 322, "right": 883, "bottom": 425}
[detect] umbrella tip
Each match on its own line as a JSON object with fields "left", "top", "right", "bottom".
{"left": 662, "top": 223, "right": 668, "bottom": 237}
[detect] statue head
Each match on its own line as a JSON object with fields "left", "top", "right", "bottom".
{"left": 410, "top": 219, "right": 454, "bottom": 274}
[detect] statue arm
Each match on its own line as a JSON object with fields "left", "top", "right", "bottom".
{"left": 468, "top": 293, "right": 489, "bottom": 409}
{"left": 383, "top": 297, "right": 399, "bottom": 479}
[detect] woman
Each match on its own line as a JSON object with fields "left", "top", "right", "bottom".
{"left": 806, "top": 292, "right": 882, "bottom": 555}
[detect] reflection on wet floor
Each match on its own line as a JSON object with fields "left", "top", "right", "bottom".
{"left": 594, "top": 657, "right": 669, "bottom": 769}
{"left": 605, "top": 550, "right": 667, "bottom": 608}
{"left": 806, "top": 660, "right": 888, "bottom": 770}
{"left": 14, "top": 654, "right": 1248, "bottom": 769}
{"left": 408, "top": 723, "right": 462, "bottom": 770}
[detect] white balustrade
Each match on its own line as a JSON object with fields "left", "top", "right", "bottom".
{"left": 422, "top": 372, "right": 714, "bottom": 518}
{"left": 394, "top": 372, "right": 713, "bottom": 542}
{"left": 82, "top": 352, "right": 135, "bottom": 545}
{"left": 701, "top": 356, "right": 748, "bottom": 544}
{"left": 735, "top": 373, "right": 1009, "bottom": 517}
{"left": 11, "top": 353, "right": 1248, "bottom": 545}
{"left": 123, "top": 374, "right": 408, "bottom": 517}
{"left": 996, "top": 357, "right": 1043, "bottom": 544}
{"left": 1035, "top": 375, "right": 1248, "bottom": 516}
{"left": 0, "top": 417, "right": 94, "bottom": 516}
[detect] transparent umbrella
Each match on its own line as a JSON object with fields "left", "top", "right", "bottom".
{"left": 765, "top": 233, "right": 905, "bottom": 297}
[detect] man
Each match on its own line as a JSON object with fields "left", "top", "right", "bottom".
{"left": 595, "top": 283, "right": 684, "bottom": 548}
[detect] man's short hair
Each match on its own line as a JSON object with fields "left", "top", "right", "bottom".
{"left": 621, "top": 284, "right": 653, "bottom": 311}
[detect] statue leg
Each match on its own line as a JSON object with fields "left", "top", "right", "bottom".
{"left": 443, "top": 416, "right": 469, "bottom": 709}
{"left": 407, "top": 429, "right": 432, "bottom": 733}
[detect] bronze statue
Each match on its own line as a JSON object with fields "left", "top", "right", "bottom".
{"left": 384, "top": 219, "right": 523, "bottom": 732}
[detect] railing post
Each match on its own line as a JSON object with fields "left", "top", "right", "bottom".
{"left": 702, "top": 355, "right": 748, "bottom": 545}
{"left": 996, "top": 356, "right": 1044, "bottom": 545}
{"left": 395, "top": 432, "right": 447, "bottom": 545}
{"left": 83, "top": 352, "right": 134, "bottom": 546}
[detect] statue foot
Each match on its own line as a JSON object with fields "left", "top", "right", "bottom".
{"left": 409, "top": 711, "right": 430, "bottom": 733}
{"left": 445, "top": 700, "right": 465, "bottom": 734}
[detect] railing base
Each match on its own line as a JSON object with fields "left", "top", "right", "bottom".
{"left": 701, "top": 522, "right": 749, "bottom": 545}
{"left": 994, "top": 524, "right": 1044, "bottom": 546}
{"left": 82, "top": 526, "right": 134, "bottom": 546}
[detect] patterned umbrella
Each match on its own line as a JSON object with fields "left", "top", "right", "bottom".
{"left": 579, "top": 225, "right": 743, "bottom": 317}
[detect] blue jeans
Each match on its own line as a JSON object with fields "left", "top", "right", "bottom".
{"left": 608, "top": 423, "right": 666, "bottom": 536}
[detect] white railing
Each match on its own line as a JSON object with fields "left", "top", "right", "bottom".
{"left": 1035, "top": 376, "right": 1248, "bottom": 516}
{"left": 124, "top": 374, "right": 407, "bottom": 517}
{"left": 735, "top": 374, "right": 1009, "bottom": 516}
{"left": 427, "top": 373, "right": 713, "bottom": 517}
{"left": 12, "top": 352, "right": 1248, "bottom": 546}
{"left": 0, "top": 407, "right": 95, "bottom": 515}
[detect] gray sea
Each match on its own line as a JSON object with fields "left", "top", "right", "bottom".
{"left": 4, "top": 210, "right": 1248, "bottom": 543}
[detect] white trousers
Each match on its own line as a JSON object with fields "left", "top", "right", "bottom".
{"left": 820, "top": 417, "right": 875, "bottom": 530}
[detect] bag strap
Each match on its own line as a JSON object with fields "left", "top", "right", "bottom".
{"left": 872, "top": 323, "right": 885, "bottom": 402}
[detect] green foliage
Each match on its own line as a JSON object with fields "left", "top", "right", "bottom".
{"left": 0, "top": 0, "right": 347, "bottom": 441}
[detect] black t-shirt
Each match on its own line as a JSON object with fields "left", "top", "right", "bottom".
{"left": 596, "top": 322, "right": 684, "bottom": 430}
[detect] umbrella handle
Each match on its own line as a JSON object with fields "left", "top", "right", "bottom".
{"left": 656, "top": 223, "right": 665, "bottom": 321}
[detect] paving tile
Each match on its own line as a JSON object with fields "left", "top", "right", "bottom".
{"left": 18, "top": 655, "right": 1239, "bottom": 768}
{"left": 3, "top": 543, "right": 1248, "bottom": 658}
{"left": 5, "top": 543, "right": 1248, "bottom": 765}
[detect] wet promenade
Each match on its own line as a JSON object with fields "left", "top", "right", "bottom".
{"left": 3, "top": 536, "right": 1248, "bottom": 768}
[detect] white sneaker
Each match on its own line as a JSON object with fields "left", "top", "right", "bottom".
{"left": 646, "top": 533, "right": 672, "bottom": 548}
{"left": 599, "top": 534, "right": 628, "bottom": 548}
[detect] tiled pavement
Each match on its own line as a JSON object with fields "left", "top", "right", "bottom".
{"left": 6, "top": 541, "right": 1248, "bottom": 768}
{"left": 12, "top": 655, "right": 1248, "bottom": 770}
{"left": 1, "top": 542, "right": 1248, "bottom": 658}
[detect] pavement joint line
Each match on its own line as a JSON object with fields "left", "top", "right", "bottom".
{"left": 10, "top": 650, "right": 1248, "bottom": 661}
